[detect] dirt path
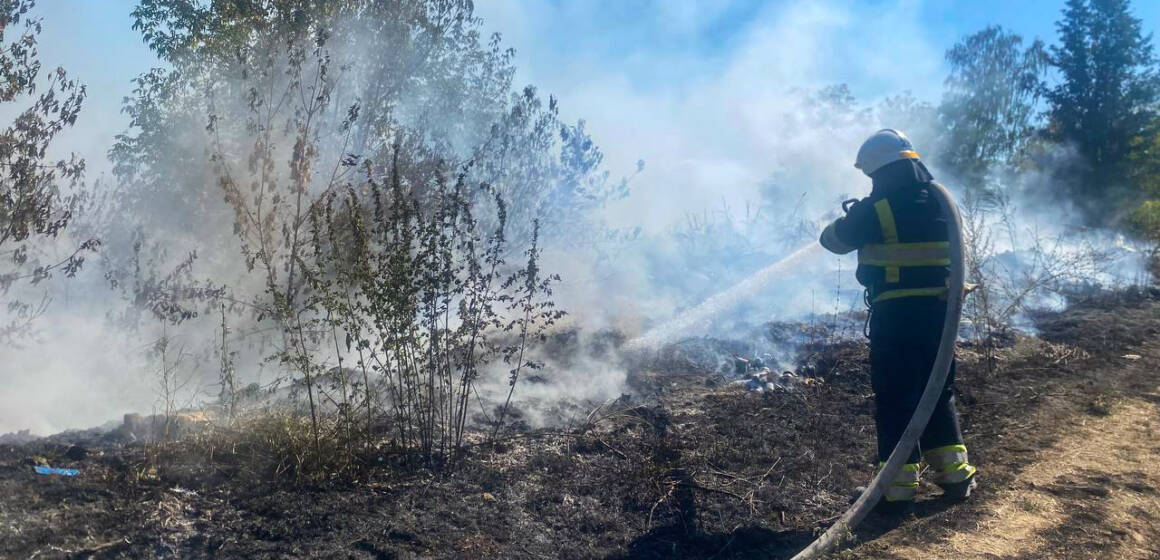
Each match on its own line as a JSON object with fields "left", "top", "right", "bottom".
{"left": 849, "top": 299, "right": 1160, "bottom": 560}
{"left": 885, "top": 393, "right": 1160, "bottom": 559}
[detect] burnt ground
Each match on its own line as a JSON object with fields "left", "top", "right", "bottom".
{"left": 845, "top": 288, "right": 1160, "bottom": 560}
{"left": 1, "top": 288, "right": 1159, "bottom": 559}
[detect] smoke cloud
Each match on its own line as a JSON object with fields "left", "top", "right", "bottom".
{"left": 0, "top": 1, "right": 1151, "bottom": 435}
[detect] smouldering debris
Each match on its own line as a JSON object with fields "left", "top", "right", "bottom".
{"left": 734, "top": 368, "right": 815, "bottom": 393}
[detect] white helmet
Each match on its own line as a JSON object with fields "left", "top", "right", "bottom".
{"left": 854, "top": 129, "right": 921, "bottom": 176}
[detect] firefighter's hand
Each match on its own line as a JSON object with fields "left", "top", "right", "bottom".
{"left": 964, "top": 283, "right": 980, "bottom": 296}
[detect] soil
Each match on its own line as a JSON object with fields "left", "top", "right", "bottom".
{"left": 1, "top": 288, "right": 1158, "bottom": 559}
{"left": 846, "top": 288, "right": 1160, "bottom": 560}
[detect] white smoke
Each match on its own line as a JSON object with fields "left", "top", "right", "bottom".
{"left": 1, "top": 1, "right": 1152, "bottom": 434}
{"left": 479, "top": 1, "right": 943, "bottom": 234}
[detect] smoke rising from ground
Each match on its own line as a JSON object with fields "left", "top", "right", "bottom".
{"left": 0, "top": 1, "right": 1152, "bottom": 435}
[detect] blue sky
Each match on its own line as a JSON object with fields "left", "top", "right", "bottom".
{"left": 470, "top": 1, "right": 1158, "bottom": 228}
{"left": 19, "top": 0, "right": 1160, "bottom": 253}
{"left": 28, "top": 1, "right": 157, "bottom": 175}
{"left": 29, "top": 1, "right": 1160, "bottom": 177}
{"left": 473, "top": 0, "right": 1160, "bottom": 99}
{"left": 18, "top": 0, "right": 1160, "bottom": 232}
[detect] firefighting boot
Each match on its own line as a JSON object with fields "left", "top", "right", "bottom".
{"left": 873, "top": 496, "right": 914, "bottom": 517}
{"left": 870, "top": 462, "right": 920, "bottom": 516}
{"left": 924, "top": 444, "right": 978, "bottom": 500}
{"left": 938, "top": 476, "right": 977, "bottom": 500}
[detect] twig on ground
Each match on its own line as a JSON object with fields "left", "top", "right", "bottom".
{"left": 745, "top": 457, "right": 783, "bottom": 514}
{"left": 647, "top": 481, "right": 679, "bottom": 529}
{"left": 596, "top": 437, "right": 629, "bottom": 460}
{"left": 681, "top": 480, "right": 749, "bottom": 501}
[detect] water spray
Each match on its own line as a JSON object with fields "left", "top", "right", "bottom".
{"left": 622, "top": 241, "right": 826, "bottom": 352}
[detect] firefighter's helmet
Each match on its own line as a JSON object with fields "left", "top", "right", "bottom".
{"left": 855, "top": 129, "right": 921, "bottom": 176}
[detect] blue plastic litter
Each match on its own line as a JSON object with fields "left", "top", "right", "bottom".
{"left": 34, "top": 466, "right": 79, "bottom": 476}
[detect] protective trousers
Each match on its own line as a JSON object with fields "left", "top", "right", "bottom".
{"left": 869, "top": 296, "right": 976, "bottom": 501}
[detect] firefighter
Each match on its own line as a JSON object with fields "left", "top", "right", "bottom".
{"left": 818, "top": 129, "right": 977, "bottom": 513}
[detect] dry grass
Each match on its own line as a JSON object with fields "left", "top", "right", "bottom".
{"left": 940, "top": 397, "right": 1160, "bottom": 559}
{"left": 5, "top": 294, "right": 1159, "bottom": 559}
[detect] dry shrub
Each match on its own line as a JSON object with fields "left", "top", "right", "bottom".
{"left": 292, "top": 153, "right": 563, "bottom": 470}
{"left": 960, "top": 190, "right": 1112, "bottom": 377}
{"left": 151, "top": 406, "right": 374, "bottom": 486}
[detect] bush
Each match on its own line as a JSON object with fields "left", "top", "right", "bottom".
{"left": 1127, "top": 200, "right": 1160, "bottom": 277}
{"left": 277, "top": 150, "right": 564, "bottom": 471}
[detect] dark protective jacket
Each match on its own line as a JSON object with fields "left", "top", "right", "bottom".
{"left": 818, "top": 159, "right": 951, "bottom": 304}
{"left": 818, "top": 158, "right": 973, "bottom": 481}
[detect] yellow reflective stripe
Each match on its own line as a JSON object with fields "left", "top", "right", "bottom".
{"left": 933, "top": 464, "right": 977, "bottom": 484}
{"left": 859, "top": 244, "right": 951, "bottom": 268}
{"left": 859, "top": 258, "right": 952, "bottom": 267}
{"left": 925, "top": 444, "right": 971, "bottom": 479}
{"left": 872, "top": 287, "right": 948, "bottom": 303}
{"left": 940, "top": 461, "right": 969, "bottom": 474}
{"left": 879, "top": 462, "right": 921, "bottom": 486}
{"left": 931, "top": 451, "right": 969, "bottom": 465}
{"left": 879, "top": 462, "right": 922, "bottom": 472}
{"left": 860, "top": 242, "right": 949, "bottom": 256}
{"left": 873, "top": 200, "right": 899, "bottom": 283}
{"left": 863, "top": 258, "right": 951, "bottom": 267}
{"left": 925, "top": 444, "right": 967, "bottom": 456}
{"left": 887, "top": 241, "right": 949, "bottom": 250}
{"left": 899, "top": 150, "right": 920, "bottom": 159}
{"left": 873, "top": 200, "right": 898, "bottom": 243}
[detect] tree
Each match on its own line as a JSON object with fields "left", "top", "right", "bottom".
{"left": 108, "top": 0, "right": 619, "bottom": 329}
{"left": 1126, "top": 130, "right": 1160, "bottom": 272}
{"left": 108, "top": 1, "right": 519, "bottom": 290}
{"left": 103, "top": 1, "right": 603, "bottom": 464}
{"left": 1046, "top": 0, "right": 1160, "bottom": 218}
{"left": 939, "top": 26, "right": 1049, "bottom": 190}
{"left": 879, "top": 91, "right": 943, "bottom": 161}
{"left": 0, "top": 0, "right": 94, "bottom": 343}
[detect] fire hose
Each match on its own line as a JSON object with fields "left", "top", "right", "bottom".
{"left": 789, "top": 181, "right": 965, "bottom": 560}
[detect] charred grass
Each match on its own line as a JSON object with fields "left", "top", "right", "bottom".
{"left": 3, "top": 290, "right": 1159, "bottom": 559}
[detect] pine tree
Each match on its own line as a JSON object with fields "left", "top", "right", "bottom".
{"left": 1049, "top": 0, "right": 1093, "bottom": 155}
{"left": 1047, "top": 0, "right": 1160, "bottom": 218}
